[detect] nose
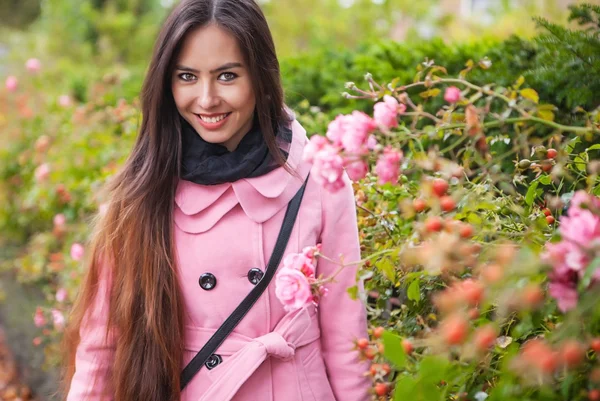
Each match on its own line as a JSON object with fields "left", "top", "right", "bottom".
{"left": 197, "top": 81, "right": 221, "bottom": 110}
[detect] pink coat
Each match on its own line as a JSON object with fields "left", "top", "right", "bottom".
{"left": 67, "top": 119, "right": 371, "bottom": 401}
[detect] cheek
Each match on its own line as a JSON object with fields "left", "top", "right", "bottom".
{"left": 171, "top": 85, "right": 192, "bottom": 111}
{"left": 227, "top": 82, "right": 255, "bottom": 110}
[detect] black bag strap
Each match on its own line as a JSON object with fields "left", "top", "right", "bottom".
{"left": 180, "top": 176, "right": 309, "bottom": 391}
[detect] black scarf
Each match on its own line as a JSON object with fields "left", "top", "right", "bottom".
{"left": 180, "top": 116, "right": 292, "bottom": 185}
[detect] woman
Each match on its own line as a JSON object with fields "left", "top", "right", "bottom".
{"left": 62, "top": 0, "right": 370, "bottom": 400}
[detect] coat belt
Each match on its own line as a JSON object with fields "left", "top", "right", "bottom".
{"left": 195, "top": 306, "right": 321, "bottom": 401}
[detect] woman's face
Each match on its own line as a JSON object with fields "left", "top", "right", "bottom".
{"left": 172, "top": 24, "right": 256, "bottom": 152}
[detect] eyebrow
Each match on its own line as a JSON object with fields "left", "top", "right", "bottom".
{"left": 175, "top": 62, "right": 244, "bottom": 74}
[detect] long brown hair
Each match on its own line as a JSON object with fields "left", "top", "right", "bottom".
{"left": 62, "top": 1, "right": 288, "bottom": 399}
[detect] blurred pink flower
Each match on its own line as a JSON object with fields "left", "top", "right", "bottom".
{"left": 326, "top": 114, "right": 349, "bottom": 147}
{"left": 311, "top": 145, "right": 345, "bottom": 192}
{"left": 58, "top": 95, "right": 72, "bottom": 107}
{"left": 53, "top": 213, "right": 66, "bottom": 227}
{"left": 543, "top": 240, "right": 590, "bottom": 274}
{"left": 51, "top": 309, "right": 65, "bottom": 330}
{"left": 559, "top": 209, "right": 600, "bottom": 249}
{"left": 326, "top": 112, "right": 376, "bottom": 154}
{"left": 344, "top": 158, "right": 368, "bottom": 182}
{"left": 275, "top": 268, "right": 313, "bottom": 312}
{"left": 375, "top": 147, "right": 403, "bottom": 185}
{"left": 34, "top": 307, "right": 46, "bottom": 327}
{"left": 25, "top": 58, "right": 42, "bottom": 73}
{"left": 568, "top": 191, "right": 600, "bottom": 216}
{"left": 70, "top": 243, "right": 84, "bottom": 261}
{"left": 548, "top": 281, "right": 578, "bottom": 312}
{"left": 444, "top": 86, "right": 462, "bottom": 103}
{"left": 303, "top": 135, "right": 329, "bottom": 163}
{"left": 5, "top": 75, "right": 18, "bottom": 92}
{"left": 56, "top": 288, "right": 68, "bottom": 302}
{"left": 341, "top": 111, "right": 377, "bottom": 154}
{"left": 34, "top": 163, "right": 50, "bottom": 182}
{"left": 373, "top": 95, "right": 405, "bottom": 129}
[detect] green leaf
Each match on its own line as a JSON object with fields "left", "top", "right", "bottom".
{"left": 382, "top": 330, "right": 406, "bottom": 368}
{"left": 515, "top": 75, "right": 525, "bottom": 89}
{"left": 537, "top": 109, "right": 555, "bottom": 121}
{"left": 419, "top": 356, "right": 450, "bottom": 384}
{"left": 346, "top": 285, "right": 358, "bottom": 300}
{"left": 407, "top": 278, "right": 421, "bottom": 303}
{"left": 566, "top": 137, "right": 581, "bottom": 153}
{"left": 587, "top": 144, "right": 600, "bottom": 151}
{"left": 520, "top": 88, "right": 539, "bottom": 103}
{"left": 573, "top": 155, "right": 587, "bottom": 172}
{"left": 394, "top": 377, "right": 416, "bottom": 401}
{"left": 561, "top": 372, "right": 574, "bottom": 399}
{"left": 413, "top": 379, "right": 443, "bottom": 401}
{"left": 525, "top": 181, "right": 539, "bottom": 206}
{"left": 377, "top": 258, "right": 396, "bottom": 282}
{"left": 419, "top": 88, "right": 441, "bottom": 98}
{"left": 539, "top": 175, "right": 552, "bottom": 185}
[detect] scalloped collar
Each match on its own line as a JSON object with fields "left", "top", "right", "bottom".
{"left": 173, "top": 119, "right": 310, "bottom": 233}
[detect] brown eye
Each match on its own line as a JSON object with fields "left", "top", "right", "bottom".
{"left": 218, "top": 72, "right": 238, "bottom": 82}
{"left": 178, "top": 73, "right": 196, "bottom": 82}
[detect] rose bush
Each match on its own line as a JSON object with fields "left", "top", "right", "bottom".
{"left": 297, "top": 61, "right": 599, "bottom": 400}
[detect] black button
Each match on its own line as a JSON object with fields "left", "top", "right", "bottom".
{"left": 205, "top": 354, "right": 222, "bottom": 370}
{"left": 247, "top": 268, "right": 264, "bottom": 285}
{"left": 199, "top": 273, "right": 217, "bottom": 290}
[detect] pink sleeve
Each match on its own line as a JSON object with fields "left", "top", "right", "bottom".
{"left": 316, "top": 173, "right": 371, "bottom": 401}
{"left": 66, "top": 260, "right": 116, "bottom": 401}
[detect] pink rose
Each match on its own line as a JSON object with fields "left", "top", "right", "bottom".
{"left": 559, "top": 210, "right": 600, "bottom": 249}
{"left": 70, "top": 243, "right": 84, "bottom": 261}
{"left": 444, "top": 86, "right": 462, "bottom": 103}
{"left": 53, "top": 213, "right": 66, "bottom": 227}
{"left": 311, "top": 145, "right": 345, "bottom": 192}
{"left": 326, "top": 114, "right": 349, "bottom": 147}
{"left": 301, "top": 244, "right": 321, "bottom": 260}
{"left": 568, "top": 191, "right": 600, "bottom": 216}
{"left": 58, "top": 95, "right": 72, "bottom": 107}
{"left": 51, "top": 309, "right": 65, "bottom": 330}
{"left": 542, "top": 240, "right": 590, "bottom": 274}
{"left": 275, "top": 268, "right": 313, "bottom": 312}
{"left": 56, "top": 288, "right": 68, "bottom": 302}
{"left": 283, "top": 253, "right": 316, "bottom": 278}
{"left": 326, "top": 112, "right": 377, "bottom": 154}
{"left": 373, "top": 95, "right": 403, "bottom": 129}
{"left": 344, "top": 158, "right": 368, "bottom": 182}
{"left": 34, "top": 307, "right": 46, "bottom": 328}
{"left": 25, "top": 58, "right": 42, "bottom": 73}
{"left": 341, "top": 112, "right": 377, "bottom": 154}
{"left": 548, "top": 282, "right": 578, "bottom": 312}
{"left": 5, "top": 76, "right": 18, "bottom": 92}
{"left": 375, "top": 147, "right": 403, "bottom": 185}
{"left": 34, "top": 163, "right": 50, "bottom": 182}
{"left": 303, "top": 135, "right": 329, "bottom": 163}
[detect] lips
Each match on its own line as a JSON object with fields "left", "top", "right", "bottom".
{"left": 198, "top": 112, "right": 231, "bottom": 123}
{"left": 194, "top": 112, "right": 232, "bottom": 130}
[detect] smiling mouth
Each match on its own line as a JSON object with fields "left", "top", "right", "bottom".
{"left": 196, "top": 112, "right": 232, "bottom": 123}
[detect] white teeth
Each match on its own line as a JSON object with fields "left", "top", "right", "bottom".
{"left": 199, "top": 113, "right": 228, "bottom": 123}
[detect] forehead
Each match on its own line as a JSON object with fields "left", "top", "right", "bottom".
{"left": 176, "top": 24, "right": 245, "bottom": 66}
